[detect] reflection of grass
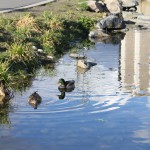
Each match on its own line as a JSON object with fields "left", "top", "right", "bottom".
{"left": 0, "top": 103, "right": 11, "bottom": 125}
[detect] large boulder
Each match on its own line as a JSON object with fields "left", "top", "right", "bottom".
{"left": 104, "top": 0, "right": 122, "bottom": 14}
{"left": 87, "top": 0, "right": 106, "bottom": 12}
{"left": 96, "top": 14, "right": 125, "bottom": 29}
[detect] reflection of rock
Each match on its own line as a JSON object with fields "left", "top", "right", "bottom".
{"left": 77, "top": 66, "right": 89, "bottom": 74}
{"left": 87, "top": 0, "right": 106, "bottom": 13}
{"left": 97, "top": 14, "right": 126, "bottom": 30}
{"left": 89, "top": 32, "right": 125, "bottom": 44}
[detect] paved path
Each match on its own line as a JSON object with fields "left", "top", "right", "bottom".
{"left": 0, "top": 0, "right": 55, "bottom": 13}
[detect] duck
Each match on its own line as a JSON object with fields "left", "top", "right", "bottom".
{"left": 57, "top": 78, "right": 75, "bottom": 91}
{"left": 28, "top": 91, "right": 42, "bottom": 109}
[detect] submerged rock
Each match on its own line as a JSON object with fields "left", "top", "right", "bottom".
{"left": 89, "top": 29, "right": 110, "bottom": 38}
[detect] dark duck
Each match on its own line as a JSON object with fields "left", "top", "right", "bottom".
{"left": 57, "top": 78, "right": 75, "bottom": 92}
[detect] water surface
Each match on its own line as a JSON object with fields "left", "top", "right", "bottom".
{"left": 0, "top": 29, "right": 150, "bottom": 150}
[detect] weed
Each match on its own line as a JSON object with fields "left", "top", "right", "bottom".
{"left": 0, "top": 61, "right": 13, "bottom": 84}
{"left": 7, "top": 43, "right": 36, "bottom": 64}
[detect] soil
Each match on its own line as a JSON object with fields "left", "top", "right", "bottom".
{"left": 0, "top": 0, "right": 103, "bottom": 19}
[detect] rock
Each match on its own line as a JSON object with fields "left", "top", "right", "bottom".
{"left": 89, "top": 29, "right": 110, "bottom": 38}
{"left": 104, "top": 0, "right": 122, "bottom": 14}
{"left": 97, "top": 14, "right": 125, "bottom": 29}
{"left": 77, "top": 59, "right": 88, "bottom": 69}
{"left": 47, "top": 55, "right": 54, "bottom": 60}
{"left": 37, "top": 49, "right": 43, "bottom": 53}
{"left": 32, "top": 45, "right": 38, "bottom": 50}
{"left": 87, "top": 0, "right": 106, "bottom": 12}
{"left": 77, "top": 59, "right": 97, "bottom": 69}
{"left": 121, "top": 0, "right": 139, "bottom": 11}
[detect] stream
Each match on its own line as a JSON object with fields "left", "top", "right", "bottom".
{"left": 0, "top": 28, "right": 149, "bottom": 150}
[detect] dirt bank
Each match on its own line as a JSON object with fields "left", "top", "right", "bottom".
{"left": 1, "top": 0, "right": 103, "bottom": 19}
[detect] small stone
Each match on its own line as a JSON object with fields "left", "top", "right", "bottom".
{"left": 47, "top": 55, "right": 54, "bottom": 60}
{"left": 37, "top": 49, "right": 43, "bottom": 52}
{"left": 32, "top": 45, "right": 38, "bottom": 50}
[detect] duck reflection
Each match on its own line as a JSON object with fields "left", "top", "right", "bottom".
{"left": 57, "top": 87, "right": 75, "bottom": 100}
{"left": 57, "top": 91, "right": 66, "bottom": 99}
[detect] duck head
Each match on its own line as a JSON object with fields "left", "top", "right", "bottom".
{"left": 57, "top": 78, "right": 66, "bottom": 87}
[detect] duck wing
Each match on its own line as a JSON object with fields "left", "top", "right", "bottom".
{"left": 65, "top": 80, "right": 75, "bottom": 89}
{"left": 66, "top": 80, "right": 75, "bottom": 86}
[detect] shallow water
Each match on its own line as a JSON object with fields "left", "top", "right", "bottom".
{"left": 0, "top": 29, "right": 150, "bottom": 150}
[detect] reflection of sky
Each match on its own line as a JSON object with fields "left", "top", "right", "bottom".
{"left": 134, "top": 129, "right": 150, "bottom": 143}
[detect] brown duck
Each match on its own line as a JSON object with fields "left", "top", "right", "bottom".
{"left": 28, "top": 91, "right": 42, "bottom": 109}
